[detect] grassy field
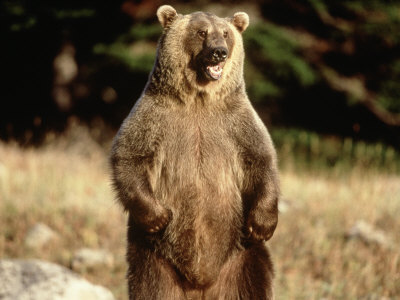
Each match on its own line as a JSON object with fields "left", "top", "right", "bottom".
{"left": 0, "top": 125, "right": 399, "bottom": 300}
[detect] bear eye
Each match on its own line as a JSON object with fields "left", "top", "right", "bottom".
{"left": 223, "top": 31, "right": 228, "bottom": 38}
{"left": 198, "top": 30, "right": 207, "bottom": 38}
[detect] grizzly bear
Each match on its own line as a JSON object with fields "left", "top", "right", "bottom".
{"left": 110, "top": 5, "right": 280, "bottom": 300}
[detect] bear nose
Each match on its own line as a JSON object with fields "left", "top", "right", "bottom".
{"left": 212, "top": 47, "right": 228, "bottom": 62}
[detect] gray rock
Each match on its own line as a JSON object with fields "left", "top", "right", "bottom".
{"left": 0, "top": 259, "right": 115, "bottom": 300}
{"left": 71, "top": 248, "right": 114, "bottom": 272}
{"left": 24, "top": 223, "right": 58, "bottom": 249}
{"left": 278, "top": 198, "right": 293, "bottom": 213}
{"left": 347, "top": 220, "right": 392, "bottom": 249}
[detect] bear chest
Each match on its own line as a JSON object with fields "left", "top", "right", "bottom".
{"left": 149, "top": 111, "right": 244, "bottom": 199}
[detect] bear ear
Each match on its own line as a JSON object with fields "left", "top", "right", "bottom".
{"left": 231, "top": 12, "right": 249, "bottom": 33}
{"left": 157, "top": 5, "right": 178, "bottom": 28}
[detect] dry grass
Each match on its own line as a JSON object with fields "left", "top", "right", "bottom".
{"left": 0, "top": 126, "right": 128, "bottom": 299}
{"left": 272, "top": 170, "right": 400, "bottom": 299}
{"left": 0, "top": 126, "right": 399, "bottom": 300}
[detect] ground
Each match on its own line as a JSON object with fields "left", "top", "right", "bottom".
{"left": 0, "top": 123, "right": 399, "bottom": 300}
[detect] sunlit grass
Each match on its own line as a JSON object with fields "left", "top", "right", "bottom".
{"left": 0, "top": 128, "right": 128, "bottom": 299}
{"left": 0, "top": 126, "right": 399, "bottom": 300}
{"left": 272, "top": 169, "right": 400, "bottom": 299}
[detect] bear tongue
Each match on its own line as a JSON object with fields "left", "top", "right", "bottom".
{"left": 207, "top": 63, "right": 223, "bottom": 80}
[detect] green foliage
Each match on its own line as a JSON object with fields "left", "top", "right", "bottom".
{"left": 3, "top": 1, "right": 25, "bottom": 16}
{"left": 272, "top": 128, "right": 400, "bottom": 173}
{"left": 1, "top": 2, "right": 98, "bottom": 31}
{"left": 249, "top": 80, "right": 282, "bottom": 101}
{"left": 124, "top": 24, "right": 162, "bottom": 42}
{"left": 2, "top": 0, "right": 400, "bottom": 146}
{"left": 2, "top": 1, "right": 36, "bottom": 31}
{"left": 376, "top": 59, "right": 400, "bottom": 113}
{"left": 305, "top": 0, "right": 400, "bottom": 115}
{"left": 93, "top": 42, "right": 155, "bottom": 72}
{"left": 244, "top": 22, "right": 317, "bottom": 101}
{"left": 52, "top": 8, "right": 96, "bottom": 19}
{"left": 92, "top": 23, "right": 161, "bottom": 72}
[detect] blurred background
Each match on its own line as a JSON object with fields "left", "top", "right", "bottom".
{"left": 0, "top": 1, "right": 399, "bottom": 299}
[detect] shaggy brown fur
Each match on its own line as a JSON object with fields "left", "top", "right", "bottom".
{"left": 110, "top": 5, "right": 280, "bottom": 300}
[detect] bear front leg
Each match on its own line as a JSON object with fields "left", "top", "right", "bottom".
{"left": 246, "top": 185, "right": 278, "bottom": 242}
{"left": 244, "top": 161, "right": 279, "bottom": 242}
{"left": 111, "top": 154, "right": 171, "bottom": 234}
{"left": 130, "top": 186, "right": 172, "bottom": 233}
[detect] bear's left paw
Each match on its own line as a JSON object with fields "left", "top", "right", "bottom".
{"left": 246, "top": 208, "right": 277, "bottom": 242}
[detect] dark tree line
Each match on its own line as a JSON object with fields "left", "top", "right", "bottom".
{"left": 1, "top": 0, "right": 400, "bottom": 147}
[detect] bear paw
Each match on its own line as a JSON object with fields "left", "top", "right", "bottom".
{"left": 137, "top": 205, "right": 172, "bottom": 234}
{"left": 246, "top": 209, "right": 277, "bottom": 242}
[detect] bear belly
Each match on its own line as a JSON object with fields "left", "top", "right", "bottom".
{"left": 153, "top": 153, "right": 243, "bottom": 287}
{"left": 160, "top": 187, "right": 243, "bottom": 287}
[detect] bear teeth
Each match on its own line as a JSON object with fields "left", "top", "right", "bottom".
{"left": 207, "top": 64, "right": 223, "bottom": 80}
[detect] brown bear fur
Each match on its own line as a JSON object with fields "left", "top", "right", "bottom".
{"left": 110, "top": 5, "right": 280, "bottom": 300}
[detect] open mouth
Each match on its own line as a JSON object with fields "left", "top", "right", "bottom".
{"left": 206, "top": 62, "right": 225, "bottom": 80}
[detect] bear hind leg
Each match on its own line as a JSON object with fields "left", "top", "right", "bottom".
{"left": 127, "top": 247, "right": 186, "bottom": 300}
{"left": 204, "top": 244, "right": 274, "bottom": 300}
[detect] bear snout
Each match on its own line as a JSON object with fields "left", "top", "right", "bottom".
{"left": 211, "top": 47, "right": 228, "bottom": 63}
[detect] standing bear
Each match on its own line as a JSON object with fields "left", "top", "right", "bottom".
{"left": 111, "top": 5, "right": 280, "bottom": 300}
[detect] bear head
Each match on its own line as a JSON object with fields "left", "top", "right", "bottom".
{"left": 154, "top": 5, "right": 249, "bottom": 94}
